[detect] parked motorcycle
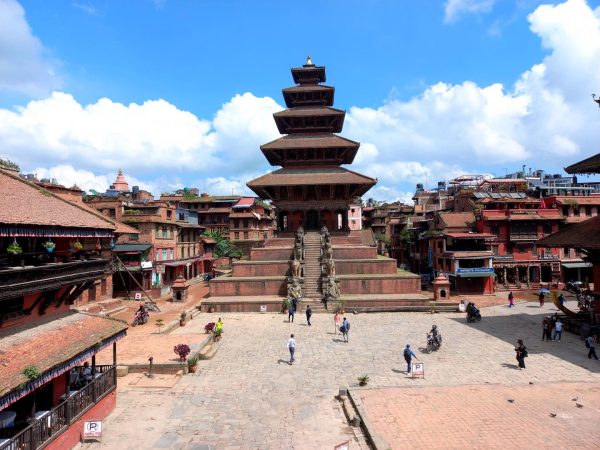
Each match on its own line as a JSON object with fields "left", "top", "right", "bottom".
{"left": 426, "top": 332, "right": 442, "bottom": 352}
{"left": 466, "top": 307, "right": 482, "bottom": 323}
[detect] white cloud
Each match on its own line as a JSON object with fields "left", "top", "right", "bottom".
{"left": 444, "top": 0, "right": 496, "bottom": 23}
{"left": 3, "top": 0, "right": 600, "bottom": 205}
{"left": 0, "top": 0, "right": 61, "bottom": 96}
{"left": 72, "top": 2, "right": 99, "bottom": 16}
{"left": 0, "top": 91, "right": 281, "bottom": 177}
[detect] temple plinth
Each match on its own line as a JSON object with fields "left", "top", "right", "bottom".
{"left": 248, "top": 60, "right": 376, "bottom": 231}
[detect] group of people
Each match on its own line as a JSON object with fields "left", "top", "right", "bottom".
{"left": 541, "top": 313, "right": 564, "bottom": 342}
{"left": 286, "top": 314, "right": 351, "bottom": 365}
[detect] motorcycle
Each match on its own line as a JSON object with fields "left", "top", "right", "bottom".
{"left": 131, "top": 309, "right": 149, "bottom": 326}
{"left": 426, "top": 332, "right": 442, "bottom": 352}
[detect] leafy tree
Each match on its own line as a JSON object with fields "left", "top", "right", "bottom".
{"left": 202, "top": 230, "right": 243, "bottom": 258}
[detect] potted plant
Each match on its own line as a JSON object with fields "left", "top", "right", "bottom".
{"left": 42, "top": 240, "right": 56, "bottom": 252}
{"left": 357, "top": 374, "right": 369, "bottom": 387}
{"left": 213, "top": 327, "right": 223, "bottom": 342}
{"left": 72, "top": 240, "right": 83, "bottom": 251}
{"left": 204, "top": 322, "right": 216, "bottom": 334}
{"left": 173, "top": 344, "right": 191, "bottom": 362}
{"left": 187, "top": 355, "right": 199, "bottom": 373}
{"left": 180, "top": 311, "right": 187, "bottom": 327}
{"left": 281, "top": 297, "right": 291, "bottom": 314}
{"left": 7, "top": 240, "right": 22, "bottom": 255}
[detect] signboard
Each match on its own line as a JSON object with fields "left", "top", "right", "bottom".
{"left": 83, "top": 420, "right": 102, "bottom": 441}
{"left": 334, "top": 441, "right": 350, "bottom": 450}
{"left": 134, "top": 293, "right": 142, "bottom": 300}
{"left": 456, "top": 268, "right": 494, "bottom": 274}
{"left": 260, "top": 305, "right": 267, "bottom": 312}
{"left": 411, "top": 362, "right": 425, "bottom": 378}
{"left": 155, "top": 265, "right": 166, "bottom": 274}
{"left": 141, "top": 261, "right": 153, "bottom": 269}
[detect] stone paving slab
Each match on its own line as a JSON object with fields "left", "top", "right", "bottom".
{"left": 355, "top": 382, "right": 600, "bottom": 450}
{"left": 78, "top": 300, "right": 599, "bottom": 450}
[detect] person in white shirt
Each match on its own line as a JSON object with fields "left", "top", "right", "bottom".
{"left": 288, "top": 334, "right": 296, "bottom": 365}
{"left": 553, "top": 319, "right": 563, "bottom": 342}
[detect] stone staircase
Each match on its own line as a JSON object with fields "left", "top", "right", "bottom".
{"left": 302, "top": 232, "right": 322, "bottom": 300}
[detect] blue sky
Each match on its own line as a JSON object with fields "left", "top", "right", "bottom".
{"left": 1, "top": 0, "right": 599, "bottom": 201}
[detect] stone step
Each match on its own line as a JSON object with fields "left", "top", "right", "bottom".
{"left": 199, "top": 343, "right": 218, "bottom": 360}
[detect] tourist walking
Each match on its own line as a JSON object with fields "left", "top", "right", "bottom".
{"left": 542, "top": 317, "right": 551, "bottom": 341}
{"left": 288, "top": 304, "right": 296, "bottom": 323}
{"left": 341, "top": 317, "right": 350, "bottom": 342}
{"left": 558, "top": 293, "right": 565, "bottom": 307}
{"left": 553, "top": 318, "right": 563, "bottom": 342}
{"left": 334, "top": 312, "right": 341, "bottom": 334}
{"left": 288, "top": 334, "right": 296, "bottom": 364}
{"left": 508, "top": 291, "right": 514, "bottom": 308}
{"left": 515, "top": 339, "right": 527, "bottom": 369}
{"left": 403, "top": 344, "right": 418, "bottom": 373}
{"left": 539, "top": 292, "right": 545, "bottom": 307}
{"left": 306, "top": 305, "right": 312, "bottom": 326}
{"left": 586, "top": 335, "right": 598, "bottom": 360}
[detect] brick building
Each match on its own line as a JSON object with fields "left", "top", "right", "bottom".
{"left": 0, "top": 167, "right": 127, "bottom": 450}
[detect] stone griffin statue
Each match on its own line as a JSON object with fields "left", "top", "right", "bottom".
{"left": 289, "top": 259, "right": 302, "bottom": 278}
{"left": 296, "top": 226, "right": 304, "bottom": 242}
{"left": 287, "top": 277, "right": 302, "bottom": 300}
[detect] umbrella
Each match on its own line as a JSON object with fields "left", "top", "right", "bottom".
{"left": 539, "top": 288, "right": 551, "bottom": 294}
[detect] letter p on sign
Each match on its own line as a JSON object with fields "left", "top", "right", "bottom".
{"left": 83, "top": 420, "right": 102, "bottom": 438}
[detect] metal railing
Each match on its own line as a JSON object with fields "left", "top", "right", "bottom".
{"left": 0, "top": 366, "right": 116, "bottom": 450}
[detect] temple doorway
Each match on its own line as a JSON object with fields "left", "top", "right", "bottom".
{"left": 306, "top": 210, "right": 319, "bottom": 230}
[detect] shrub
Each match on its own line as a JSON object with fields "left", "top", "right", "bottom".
{"left": 204, "top": 322, "right": 216, "bottom": 333}
{"left": 23, "top": 365, "right": 41, "bottom": 381}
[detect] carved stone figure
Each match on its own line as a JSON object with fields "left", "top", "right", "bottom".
{"left": 322, "top": 241, "right": 333, "bottom": 260}
{"left": 293, "top": 241, "right": 303, "bottom": 261}
{"left": 323, "top": 258, "right": 336, "bottom": 276}
{"left": 287, "top": 277, "right": 302, "bottom": 300}
{"left": 296, "top": 226, "right": 304, "bottom": 241}
{"left": 323, "top": 277, "right": 340, "bottom": 301}
{"left": 290, "top": 259, "right": 302, "bottom": 278}
{"left": 320, "top": 225, "right": 329, "bottom": 236}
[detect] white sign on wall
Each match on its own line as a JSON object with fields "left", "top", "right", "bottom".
{"left": 83, "top": 420, "right": 102, "bottom": 441}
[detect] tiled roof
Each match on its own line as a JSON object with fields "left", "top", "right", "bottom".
{"left": 261, "top": 134, "right": 359, "bottom": 151}
{"left": 282, "top": 85, "right": 334, "bottom": 93}
{"left": 230, "top": 212, "right": 260, "bottom": 219}
{"left": 198, "top": 208, "right": 231, "bottom": 214}
{"left": 114, "top": 243, "right": 152, "bottom": 252}
{"left": 0, "top": 312, "right": 127, "bottom": 399}
{"left": 273, "top": 106, "right": 345, "bottom": 118}
{"left": 232, "top": 198, "right": 255, "bottom": 208}
{"left": 552, "top": 196, "right": 600, "bottom": 206}
{"left": 538, "top": 216, "right": 600, "bottom": 249}
{"left": 565, "top": 153, "right": 600, "bottom": 174}
{"left": 248, "top": 167, "right": 376, "bottom": 187}
{"left": 438, "top": 212, "right": 476, "bottom": 228}
{"left": 0, "top": 170, "right": 116, "bottom": 231}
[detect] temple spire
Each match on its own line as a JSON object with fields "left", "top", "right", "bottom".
{"left": 304, "top": 55, "right": 314, "bottom": 67}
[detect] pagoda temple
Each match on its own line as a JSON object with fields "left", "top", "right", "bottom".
{"left": 206, "top": 58, "right": 454, "bottom": 313}
{"left": 248, "top": 56, "right": 376, "bottom": 231}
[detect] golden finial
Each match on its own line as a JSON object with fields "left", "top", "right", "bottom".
{"left": 118, "top": 168, "right": 123, "bottom": 175}
{"left": 306, "top": 55, "right": 313, "bottom": 66}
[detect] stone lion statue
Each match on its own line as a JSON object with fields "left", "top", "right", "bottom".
{"left": 290, "top": 259, "right": 302, "bottom": 278}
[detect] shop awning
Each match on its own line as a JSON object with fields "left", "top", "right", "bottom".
{"left": 454, "top": 272, "right": 496, "bottom": 278}
{"left": 114, "top": 244, "right": 152, "bottom": 253}
{"left": 561, "top": 262, "right": 593, "bottom": 269}
{"left": 0, "top": 312, "right": 127, "bottom": 410}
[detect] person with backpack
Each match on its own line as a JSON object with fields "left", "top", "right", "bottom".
{"left": 586, "top": 335, "right": 598, "bottom": 360}
{"left": 403, "top": 344, "right": 418, "bottom": 373}
{"left": 515, "top": 339, "right": 528, "bottom": 369}
{"left": 340, "top": 317, "right": 350, "bottom": 342}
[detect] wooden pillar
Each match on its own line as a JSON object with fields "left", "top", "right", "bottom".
{"left": 113, "top": 342, "right": 117, "bottom": 386}
{"left": 91, "top": 354, "right": 97, "bottom": 402}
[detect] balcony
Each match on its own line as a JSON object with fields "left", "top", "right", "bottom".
{"left": 509, "top": 233, "right": 538, "bottom": 241}
{"left": 0, "top": 366, "right": 115, "bottom": 450}
{"left": 0, "top": 258, "right": 109, "bottom": 301}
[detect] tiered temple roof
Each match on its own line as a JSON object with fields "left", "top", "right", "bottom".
{"left": 248, "top": 57, "right": 376, "bottom": 210}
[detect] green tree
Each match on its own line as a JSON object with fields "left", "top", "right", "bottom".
{"left": 202, "top": 230, "right": 243, "bottom": 258}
